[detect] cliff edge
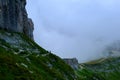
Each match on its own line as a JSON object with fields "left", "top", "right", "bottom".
{"left": 0, "top": 0, "right": 79, "bottom": 80}
{"left": 0, "top": 0, "right": 34, "bottom": 39}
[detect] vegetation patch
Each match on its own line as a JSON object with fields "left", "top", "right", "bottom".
{"left": 0, "top": 30, "right": 77, "bottom": 80}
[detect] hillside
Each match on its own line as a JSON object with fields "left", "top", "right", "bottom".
{"left": 0, "top": 30, "right": 77, "bottom": 80}
{"left": 76, "top": 57, "right": 120, "bottom": 80}
{"left": 84, "top": 57, "right": 120, "bottom": 72}
{"left": 0, "top": 0, "right": 79, "bottom": 79}
{"left": 1, "top": 0, "right": 120, "bottom": 80}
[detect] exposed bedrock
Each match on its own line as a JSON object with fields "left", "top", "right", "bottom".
{"left": 0, "top": 0, "right": 34, "bottom": 40}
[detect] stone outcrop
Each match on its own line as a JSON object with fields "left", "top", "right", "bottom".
{"left": 0, "top": 0, "right": 34, "bottom": 40}
{"left": 63, "top": 58, "right": 79, "bottom": 70}
{"left": 24, "top": 18, "right": 34, "bottom": 40}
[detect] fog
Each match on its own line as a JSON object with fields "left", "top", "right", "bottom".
{"left": 26, "top": 0, "right": 120, "bottom": 63}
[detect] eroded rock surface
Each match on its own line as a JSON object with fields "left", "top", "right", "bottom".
{"left": 63, "top": 58, "right": 79, "bottom": 70}
{"left": 0, "top": 0, "right": 34, "bottom": 39}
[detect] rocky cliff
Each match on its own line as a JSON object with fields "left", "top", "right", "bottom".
{"left": 63, "top": 58, "right": 79, "bottom": 70}
{"left": 0, "top": 0, "right": 34, "bottom": 39}
{"left": 0, "top": 0, "right": 79, "bottom": 79}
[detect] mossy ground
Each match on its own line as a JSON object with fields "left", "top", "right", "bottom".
{"left": 0, "top": 30, "right": 77, "bottom": 80}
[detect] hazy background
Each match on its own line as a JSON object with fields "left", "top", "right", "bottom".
{"left": 26, "top": 0, "right": 120, "bottom": 63}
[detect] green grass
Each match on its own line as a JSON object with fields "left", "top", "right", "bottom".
{"left": 0, "top": 30, "right": 77, "bottom": 80}
{"left": 76, "top": 57, "right": 120, "bottom": 80}
{"left": 1, "top": 30, "right": 120, "bottom": 80}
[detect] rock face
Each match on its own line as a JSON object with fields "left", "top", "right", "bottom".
{"left": 63, "top": 58, "right": 79, "bottom": 70}
{"left": 24, "top": 18, "right": 34, "bottom": 40}
{"left": 0, "top": 0, "right": 34, "bottom": 40}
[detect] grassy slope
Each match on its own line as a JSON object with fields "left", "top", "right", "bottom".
{"left": 0, "top": 30, "right": 77, "bottom": 80}
{"left": 76, "top": 57, "right": 120, "bottom": 80}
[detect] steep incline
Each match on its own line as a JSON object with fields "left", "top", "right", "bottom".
{"left": 0, "top": 30, "right": 77, "bottom": 80}
{"left": 0, "top": 0, "right": 79, "bottom": 79}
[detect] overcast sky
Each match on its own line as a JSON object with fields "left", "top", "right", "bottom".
{"left": 26, "top": 0, "right": 120, "bottom": 63}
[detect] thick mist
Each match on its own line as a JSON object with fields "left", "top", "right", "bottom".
{"left": 26, "top": 0, "right": 120, "bottom": 63}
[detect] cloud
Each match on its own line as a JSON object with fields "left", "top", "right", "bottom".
{"left": 26, "top": 0, "right": 120, "bottom": 62}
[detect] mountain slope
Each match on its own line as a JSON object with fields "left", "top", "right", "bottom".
{"left": 0, "top": 30, "right": 77, "bottom": 80}
{"left": 76, "top": 57, "right": 120, "bottom": 80}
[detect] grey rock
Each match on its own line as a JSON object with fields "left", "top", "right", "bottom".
{"left": 0, "top": 0, "right": 34, "bottom": 40}
{"left": 63, "top": 58, "right": 79, "bottom": 70}
{"left": 24, "top": 18, "right": 34, "bottom": 40}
